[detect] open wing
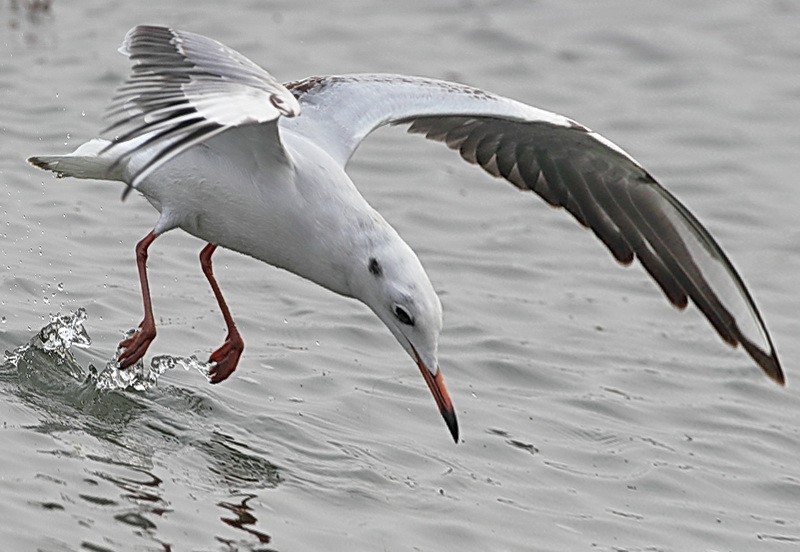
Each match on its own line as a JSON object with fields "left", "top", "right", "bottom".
{"left": 103, "top": 25, "right": 300, "bottom": 194}
{"left": 284, "top": 74, "right": 783, "bottom": 383}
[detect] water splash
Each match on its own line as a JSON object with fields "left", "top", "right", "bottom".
{"left": 4, "top": 309, "right": 213, "bottom": 391}
{"left": 96, "top": 331, "right": 212, "bottom": 391}
{"left": 38, "top": 308, "right": 92, "bottom": 353}
{"left": 3, "top": 308, "right": 91, "bottom": 368}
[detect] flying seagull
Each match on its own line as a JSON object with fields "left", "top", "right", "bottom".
{"left": 28, "top": 25, "right": 784, "bottom": 442}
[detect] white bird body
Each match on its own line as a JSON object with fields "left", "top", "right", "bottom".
{"left": 29, "top": 26, "right": 783, "bottom": 442}
{"left": 85, "top": 123, "right": 428, "bottom": 306}
{"left": 142, "top": 128, "right": 373, "bottom": 298}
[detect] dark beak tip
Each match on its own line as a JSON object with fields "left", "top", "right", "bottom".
{"left": 443, "top": 409, "right": 459, "bottom": 444}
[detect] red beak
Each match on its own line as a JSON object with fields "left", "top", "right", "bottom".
{"left": 412, "top": 346, "right": 459, "bottom": 443}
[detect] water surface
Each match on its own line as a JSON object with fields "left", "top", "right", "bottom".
{"left": 2, "top": 1, "right": 799, "bottom": 550}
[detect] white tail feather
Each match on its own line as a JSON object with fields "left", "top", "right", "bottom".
{"left": 27, "top": 138, "right": 122, "bottom": 181}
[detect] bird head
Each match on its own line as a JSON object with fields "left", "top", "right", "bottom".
{"left": 356, "top": 241, "right": 459, "bottom": 443}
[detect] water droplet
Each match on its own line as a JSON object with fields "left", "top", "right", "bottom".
{"left": 57, "top": 282, "right": 64, "bottom": 291}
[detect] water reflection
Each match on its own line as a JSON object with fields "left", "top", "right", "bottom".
{"left": 218, "top": 495, "right": 273, "bottom": 545}
{"left": 200, "top": 432, "right": 282, "bottom": 490}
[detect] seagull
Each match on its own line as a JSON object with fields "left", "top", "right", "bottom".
{"left": 28, "top": 25, "right": 784, "bottom": 442}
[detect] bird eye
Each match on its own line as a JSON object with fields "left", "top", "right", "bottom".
{"left": 393, "top": 304, "right": 415, "bottom": 326}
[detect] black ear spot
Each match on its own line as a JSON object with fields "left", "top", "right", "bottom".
{"left": 368, "top": 257, "right": 382, "bottom": 277}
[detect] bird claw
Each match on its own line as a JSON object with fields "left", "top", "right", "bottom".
{"left": 207, "top": 333, "right": 244, "bottom": 384}
{"left": 117, "top": 322, "right": 156, "bottom": 368}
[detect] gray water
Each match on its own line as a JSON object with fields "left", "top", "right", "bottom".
{"left": 2, "top": 1, "right": 800, "bottom": 550}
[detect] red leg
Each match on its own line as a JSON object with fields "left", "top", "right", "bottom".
{"left": 200, "top": 243, "right": 244, "bottom": 384}
{"left": 118, "top": 231, "right": 158, "bottom": 368}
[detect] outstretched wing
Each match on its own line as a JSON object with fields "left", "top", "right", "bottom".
{"left": 103, "top": 25, "right": 300, "bottom": 194}
{"left": 284, "top": 74, "right": 783, "bottom": 383}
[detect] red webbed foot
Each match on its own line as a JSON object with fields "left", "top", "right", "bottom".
{"left": 208, "top": 330, "right": 244, "bottom": 384}
{"left": 117, "top": 320, "right": 156, "bottom": 368}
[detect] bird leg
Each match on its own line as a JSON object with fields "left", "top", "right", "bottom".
{"left": 118, "top": 230, "right": 158, "bottom": 367}
{"left": 200, "top": 243, "right": 244, "bottom": 384}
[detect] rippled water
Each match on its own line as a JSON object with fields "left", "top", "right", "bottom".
{"left": 2, "top": 1, "right": 800, "bottom": 550}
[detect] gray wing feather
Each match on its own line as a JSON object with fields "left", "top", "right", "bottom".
{"left": 406, "top": 114, "right": 782, "bottom": 383}
{"left": 286, "top": 76, "right": 782, "bottom": 383}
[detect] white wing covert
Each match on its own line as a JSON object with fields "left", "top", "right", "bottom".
{"left": 285, "top": 75, "right": 783, "bottom": 383}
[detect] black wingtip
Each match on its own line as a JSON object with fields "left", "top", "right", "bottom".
{"left": 764, "top": 354, "right": 786, "bottom": 387}
{"left": 738, "top": 333, "right": 785, "bottom": 386}
{"left": 27, "top": 155, "right": 44, "bottom": 168}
